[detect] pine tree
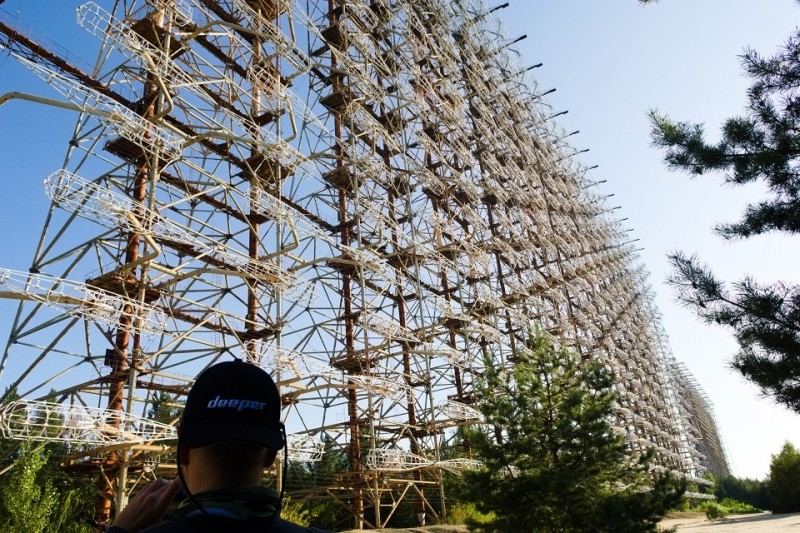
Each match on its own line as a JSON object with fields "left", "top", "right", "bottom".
{"left": 455, "top": 330, "right": 684, "bottom": 532}
{"left": 648, "top": 10, "right": 800, "bottom": 411}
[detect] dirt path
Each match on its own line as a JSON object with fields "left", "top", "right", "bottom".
{"left": 660, "top": 511, "right": 800, "bottom": 531}
{"left": 345, "top": 513, "right": 800, "bottom": 533}
{"left": 340, "top": 513, "right": 800, "bottom": 532}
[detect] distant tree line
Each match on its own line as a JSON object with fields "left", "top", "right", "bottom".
{"left": 709, "top": 442, "right": 800, "bottom": 515}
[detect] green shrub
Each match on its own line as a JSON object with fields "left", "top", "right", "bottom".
{"left": 280, "top": 496, "right": 311, "bottom": 526}
{"left": 704, "top": 502, "right": 726, "bottom": 521}
{"left": 444, "top": 502, "right": 494, "bottom": 526}
{"left": 672, "top": 498, "right": 690, "bottom": 512}
{"left": 688, "top": 496, "right": 762, "bottom": 516}
{"left": 301, "top": 500, "right": 350, "bottom": 530}
{"left": 718, "top": 498, "right": 761, "bottom": 514}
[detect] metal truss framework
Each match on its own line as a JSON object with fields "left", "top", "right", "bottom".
{"left": 671, "top": 362, "right": 731, "bottom": 479}
{"left": 0, "top": 0, "right": 729, "bottom": 527}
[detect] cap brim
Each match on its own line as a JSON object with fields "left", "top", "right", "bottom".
{"left": 181, "top": 424, "right": 284, "bottom": 450}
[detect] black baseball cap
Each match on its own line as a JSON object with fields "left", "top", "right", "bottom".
{"left": 179, "top": 360, "right": 284, "bottom": 450}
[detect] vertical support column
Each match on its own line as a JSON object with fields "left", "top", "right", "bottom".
{"left": 95, "top": 50, "right": 159, "bottom": 527}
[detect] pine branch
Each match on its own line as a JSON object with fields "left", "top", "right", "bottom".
{"left": 668, "top": 252, "right": 800, "bottom": 409}
{"left": 714, "top": 199, "right": 800, "bottom": 239}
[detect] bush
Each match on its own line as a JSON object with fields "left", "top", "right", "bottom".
{"left": 301, "top": 500, "right": 350, "bottom": 530}
{"left": 704, "top": 502, "right": 726, "bottom": 521}
{"left": 686, "top": 497, "right": 761, "bottom": 520}
{"left": 717, "top": 498, "right": 761, "bottom": 514}
{"left": 444, "top": 502, "right": 494, "bottom": 526}
{"left": 672, "top": 498, "right": 690, "bottom": 512}
{"left": 280, "top": 497, "right": 311, "bottom": 526}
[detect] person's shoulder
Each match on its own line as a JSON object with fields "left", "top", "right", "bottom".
{"left": 140, "top": 516, "right": 222, "bottom": 532}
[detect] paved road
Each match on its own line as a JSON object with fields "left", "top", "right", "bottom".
{"left": 661, "top": 512, "right": 800, "bottom": 531}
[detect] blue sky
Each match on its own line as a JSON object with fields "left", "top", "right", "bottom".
{"left": 0, "top": 0, "right": 798, "bottom": 480}
{"left": 502, "top": 0, "right": 800, "bottom": 479}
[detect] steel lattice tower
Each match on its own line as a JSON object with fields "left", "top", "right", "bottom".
{"left": 0, "top": 0, "right": 728, "bottom": 527}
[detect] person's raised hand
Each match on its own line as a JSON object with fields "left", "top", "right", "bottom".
{"left": 110, "top": 478, "right": 181, "bottom": 532}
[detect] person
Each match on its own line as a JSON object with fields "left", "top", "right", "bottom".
{"left": 107, "top": 359, "right": 332, "bottom": 532}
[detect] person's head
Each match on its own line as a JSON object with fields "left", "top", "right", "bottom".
{"left": 177, "top": 360, "right": 285, "bottom": 491}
